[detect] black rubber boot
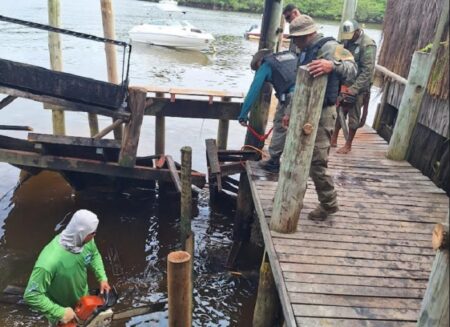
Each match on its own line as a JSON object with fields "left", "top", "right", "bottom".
{"left": 258, "top": 157, "right": 280, "bottom": 173}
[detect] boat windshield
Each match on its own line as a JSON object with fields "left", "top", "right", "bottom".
{"left": 150, "top": 19, "right": 194, "bottom": 28}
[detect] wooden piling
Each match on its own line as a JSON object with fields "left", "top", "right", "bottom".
{"left": 118, "top": 87, "right": 146, "bottom": 167}
{"left": 217, "top": 119, "right": 229, "bottom": 150}
{"left": 372, "top": 79, "right": 391, "bottom": 130}
{"left": 155, "top": 114, "right": 165, "bottom": 155}
{"left": 100, "top": 0, "right": 122, "bottom": 141}
{"left": 245, "top": 0, "right": 282, "bottom": 149}
{"left": 167, "top": 251, "right": 192, "bottom": 327}
{"left": 180, "top": 146, "right": 192, "bottom": 249}
{"left": 417, "top": 220, "right": 449, "bottom": 327}
{"left": 88, "top": 113, "right": 100, "bottom": 137}
{"left": 338, "top": 0, "right": 358, "bottom": 41}
{"left": 48, "top": 0, "right": 65, "bottom": 136}
{"left": 253, "top": 252, "right": 282, "bottom": 327}
{"left": 270, "top": 67, "right": 328, "bottom": 233}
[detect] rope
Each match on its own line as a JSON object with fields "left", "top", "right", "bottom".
{"left": 243, "top": 123, "right": 274, "bottom": 142}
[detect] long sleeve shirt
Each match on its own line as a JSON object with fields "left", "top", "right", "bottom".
{"left": 24, "top": 235, "right": 108, "bottom": 324}
{"left": 238, "top": 62, "right": 272, "bottom": 122}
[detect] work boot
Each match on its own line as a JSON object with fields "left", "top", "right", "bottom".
{"left": 258, "top": 157, "right": 280, "bottom": 173}
{"left": 307, "top": 204, "right": 339, "bottom": 221}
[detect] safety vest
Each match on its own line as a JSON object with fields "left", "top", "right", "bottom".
{"left": 263, "top": 51, "right": 298, "bottom": 101}
{"left": 299, "top": 36, "right": 340, "bottom": 106}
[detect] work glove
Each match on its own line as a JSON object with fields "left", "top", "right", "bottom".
{"left": 238, "top": 117, "right": 247, "bottom": 127}
{"left": 60, "top": 307, "right": 76, "bottom": 324}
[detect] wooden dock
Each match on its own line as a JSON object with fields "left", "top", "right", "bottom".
{"left": 246, "top": 126, "right": 449, "bottom": 327}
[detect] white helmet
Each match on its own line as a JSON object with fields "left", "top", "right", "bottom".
{"left": 341, "top": 19, "right": 360, "bottom": 40}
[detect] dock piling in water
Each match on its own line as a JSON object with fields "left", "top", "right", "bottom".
{"left": 167, "top": 251, "right": 192, "bottom": 327}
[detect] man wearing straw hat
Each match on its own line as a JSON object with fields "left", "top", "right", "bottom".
{"left": 331, "top": 19, "right": 377, "bottom": 154}
{"left": 285, "top": 15, "right": 357, "bottom": 220}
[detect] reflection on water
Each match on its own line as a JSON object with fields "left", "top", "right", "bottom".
{"left": 0, "top": 172, "right": 259, "bottom": 326}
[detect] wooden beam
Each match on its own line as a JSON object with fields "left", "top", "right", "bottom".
{"left": 93, "top": 119, "right": 124, "bottom": 140}
{"left": 375, "top": 65, "right": 408, "bottom": 85}
{"left": 0, "top": 86, "right": 130, "bottom": 120}
{"left": 119, "top": 87, "right": 146, "bottom": 167}
{"left": 145, "top": 98, "right": 241, "bottom": 120}
{"left": 270, "top": 66, "right": 328, "bottom": 233}
{"left": 0, "top": 148, "right": 205, "bottom": 186}
{"left": 28, "top": 133, "right": 121, "bottom": 148}
{"left": 0, "top": 95, "right": 17, "bottom": 110}
{"left": 155, "top": 114, "right": 165, "bottom": 155}
{"left": 217, "top": 119, "right": 229, "bottom": 150}
{"left": 166, "top": 155, "right": 181, "bottom": 193}
{"left": 205, "top": 139, "right": 222, "bottom": 191}
{"left": 0, "top": 125, "right": 32, "bottom": 131}
{"left": 180, "top": 147, "right": 192, "bottom": 248}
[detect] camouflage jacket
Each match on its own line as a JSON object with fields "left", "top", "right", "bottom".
{"left": 345, "top": 31, "right": 377, "bottom": 94}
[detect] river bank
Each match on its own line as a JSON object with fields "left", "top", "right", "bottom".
{"left": 158, "top": 0, "right": 386, "bottom": 23}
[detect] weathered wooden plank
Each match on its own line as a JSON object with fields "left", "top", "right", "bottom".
{"left": 281, "top": 262, "right": 430, "bottom": 279}
{"left": 272, "top": 231, "right": 431, "bottom": 248}
{"left": 296, "top": 317, "right": 416, "bottom": 327}
{"left": 145, "top": 98, "right": 241, "bottom": 120}
{"left": 275, "top": 245, "right": 433, "bottom": 263}
{"left": 284, "top": 272, "right": 426, "bottom": 289}
{"left": 0, "top": 148, "right": 206, "bottom": 187}
{"left": 290, "top": 293, "right": 422, "bottom": 309}
{"left": 205, "top": 139, "right": 220, "bottom": 174}
{"left": 166, "top": 155, "right": 181, "bottom": 193}
{"left": 28, "top": 133, "right": 121, "bottom": 148}
{"left": 273, "top": 238, "right": 434, "bottom": 256}
{"left": 293, "top": 304, "right": 419, "bottom": 320}
{"left": 286, "top": 282, "right": 424, "bottom": 298}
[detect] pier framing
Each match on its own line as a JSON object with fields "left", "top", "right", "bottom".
{"left": 247, "top": 126, "right": 449, "bottom": 327}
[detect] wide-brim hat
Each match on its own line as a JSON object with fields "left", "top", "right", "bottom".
{"left": 250, "top": 48, "right": 272, "bottom": 71}
{"left": 288, "top": 15, "right": 318, "bottom": 38}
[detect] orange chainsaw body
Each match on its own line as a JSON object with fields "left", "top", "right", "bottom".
{"left": 59, "top": 295, "right": 105, "bottom": 327}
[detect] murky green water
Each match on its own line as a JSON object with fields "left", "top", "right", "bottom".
{"left": 0, "top": 1, "right": 381, "bottom": 325}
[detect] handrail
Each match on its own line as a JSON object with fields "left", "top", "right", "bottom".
{"left": 375, "top": 64, "right": 408, "bottom": 85}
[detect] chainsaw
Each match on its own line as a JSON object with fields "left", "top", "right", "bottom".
{"left": 59, "top": 287, "right": 118, "bottom": 327}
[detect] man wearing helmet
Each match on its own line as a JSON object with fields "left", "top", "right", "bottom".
{"left": 331, "top": 19, "right": 377, "bottom": 154}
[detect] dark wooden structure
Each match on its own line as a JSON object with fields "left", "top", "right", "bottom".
{"left": 247, "top": 126, "right": 449, "bottom": 326}
{"left": 374, "top": 0, "right": 449, "bottom": 194}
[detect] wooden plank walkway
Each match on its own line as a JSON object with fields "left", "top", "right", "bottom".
{"left": 246, "top": 125, "right": 449, "bottom": 327}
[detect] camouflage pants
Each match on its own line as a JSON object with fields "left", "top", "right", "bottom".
{"left": 310, "top": 105, "right": 338, "bottom": 209}
{"left": 268, "top": 93, "right": 293, "bottom": 159}
{"left": 337, "top": 93, "right": 364, "bottom": 130}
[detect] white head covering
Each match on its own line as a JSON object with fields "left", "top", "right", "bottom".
{"left": 59, "top": 209, "right": 99, "bottom": 253}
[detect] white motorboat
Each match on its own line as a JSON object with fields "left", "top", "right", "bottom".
{"left": 244, "top": 21, "right": 290, "bottom": 41}
{"left": 129, "top": 19, "right": 215, "bottom": 51}
{"left": 157, "top": 0, "right": 180, "bottom": 12}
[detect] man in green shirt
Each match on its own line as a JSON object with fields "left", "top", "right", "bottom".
{"left": 24, "top": 209, "right": 110, "bottom": 325}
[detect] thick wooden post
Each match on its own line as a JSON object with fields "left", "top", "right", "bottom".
{"left": 217, "top": 119, "right": 229, "bottom": 150}
{"left": 155, "top": 114, "right": 165, "bottom": 155}
{"left": 270, "top": 67, "right": 327, "bottom": 233}
{"left": 338, "top": 0, "right": 358, "bottom": 41}
{"left": 245, "top": 0, "right": 282, "bottom": 149}
{"left": 167, "top": 251, "right": 192, "bottom": 327}
{"left": 180, "top": 146, "right": 192, "bottom": 249}
{"left": 387, "top": 4, "right": 448, "bottom": 160}
{"left": 48, "top": 0, "right": 65, "bottom": 136}
{"left": 417, "top": 220, "right": 449, "bottom": 327}
{"left": 100, "top": 0, "right": 122, "bottom": 141}
{"left": 118, "top": 87, "right": 146, "bottom": 167}
{"left": 253, "top": 252, "right": 282, "bottom": 327}
{"left": 88, "top": 113, "right": 100, "bottom": 136}
{"left": 386, "top": 52, "right": 434, "bottom": 160}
